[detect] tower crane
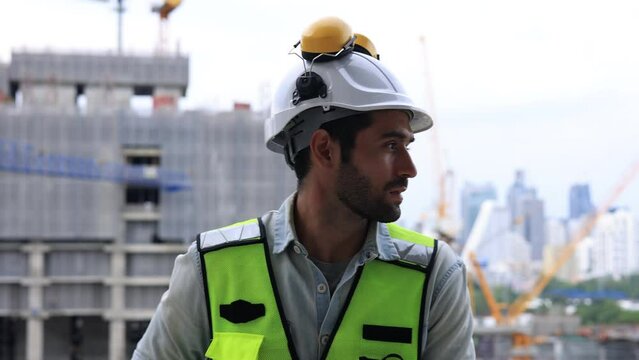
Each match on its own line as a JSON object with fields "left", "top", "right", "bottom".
{"left": 86, "top": 0, "right": 126, "bottom": 54}
{"left": 468, "top": 160, "right": 639, "bottom": 358}
{"left": 418, "top": 36, "right": 458, "bottom": 244}
{"left": 152, "top": 0, "right": 182, "bottom": 53}
{"left": 506, "top": 160, "right": 639, "bottom": 320}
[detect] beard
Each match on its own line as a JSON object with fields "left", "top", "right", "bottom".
{"left": 335, "top": 162, "right": 408, "bottom": 223}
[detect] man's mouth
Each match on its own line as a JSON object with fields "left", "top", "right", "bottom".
{"left": 385, "top": 178, "right": 408, "bottom": 192}
{"left": 388, "top": 186, "right": 407, "bottom": 202}
{"left": 388, "top": 186, "right": 407, "bottom": 194}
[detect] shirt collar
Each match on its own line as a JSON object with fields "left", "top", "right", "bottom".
{"left": 272, "top": 192, "right": 298, "bottom": 254}
{"left": 271, "top": 192, "right": 401, "bottom": 262}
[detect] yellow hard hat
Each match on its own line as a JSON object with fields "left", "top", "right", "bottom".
{"left": 300, "top": 17, "right": 355, "bottom": 61}
{"left": 354, "top": 33, "right": 379, "bottom": 60}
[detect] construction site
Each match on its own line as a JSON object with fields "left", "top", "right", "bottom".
{"left": 2, "top": 1, "right": 639, "bottom": 359}
{"left": 0, "top": 2, "right": 298, "bottom": 356}
{"left": 0, "top": 46, "right": 298, "bottom": 358}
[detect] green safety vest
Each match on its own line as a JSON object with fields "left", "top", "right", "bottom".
{"left": 197, "top": 218, "right": 438, "bottom": 360}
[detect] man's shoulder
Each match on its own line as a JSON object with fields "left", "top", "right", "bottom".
{"left": 382, "top": 223, "right": 462, "bottom": 272}
{"left": 196, "top": 200, "right": 285, "bottom": 252}
{"left": 386, "top": 223, "right": 436, "bottom": 248}
{"left": 429, "top": 240, "right": 462, "bottom": 273}
{"left": 197, "top": 218, "right": 263, "bottom": 252}
{"left": 382, "top": 223, "right": 437, "bottom": 268}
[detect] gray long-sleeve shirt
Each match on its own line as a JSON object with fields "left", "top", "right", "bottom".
{"left": 133, "top": 194, "right": 475, "bottom": 359}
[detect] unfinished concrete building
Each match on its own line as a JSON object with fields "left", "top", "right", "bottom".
{"left": 0, "top": 51, "right": 297, "bottom": 360}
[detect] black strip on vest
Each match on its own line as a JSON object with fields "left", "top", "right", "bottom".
{"left": 363, "top": 324, "right": 412, "bottom": 344}
{"left": 385, "top": 259, "right": 427, "bottom": 273}
{"left": 320, "top": 265, "right": 365, "bottom": 360}
{"left": 417, "top": 240, "right": 438, "bottom": 358}
{"left": 259, "top": 218, "right": 300, "bottom": 360}
{"left": 220, "top": 299, "right": 265, "bottom": 324}
{"left": 196, "top": 233, "right": 214, "bottom": 340}
{"left": 359, "top": 355, "right": 404, "bottom": 360}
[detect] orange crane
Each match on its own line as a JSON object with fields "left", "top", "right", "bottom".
{"left": 468, "top": 251, "right": 503, "bottom": 323}
{"left": 152, "top": 0, "right": 182, "bottom": 53}
{"left": 471, "top": 160, "right": 639, "bottom": 323}
{"left": 469, "top": 160, "right": 639, "bottom": 357}
{"left": 507, "top": 160, "right": 639, "bottom": 320}
{"left": 418, "top": 36, "right": 458, "bottom": 243}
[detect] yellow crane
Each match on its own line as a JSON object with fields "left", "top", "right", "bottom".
{"left": 468, "top": 252, "right": 503, "bottom": 324}
{"left": 418, "top": 36, "right": 458, "bottom": 244}
{"left": 507, "top": 160, "right": 639, "bottom": 320}
{"left": 152, "top": 0, "right": 182, "bottom": 53}
{"left": 469, "top": 160, "right": 639, "bottom": 358}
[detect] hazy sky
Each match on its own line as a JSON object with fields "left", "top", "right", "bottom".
{"left": 1, "top": 0, "right": 638, "bottom": 228}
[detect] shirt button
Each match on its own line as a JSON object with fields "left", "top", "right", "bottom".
{"left": 293, "top": 245, "right": 301, "bottom": 254}
{"left": 317, "top": 283, "right": 327, "bottom": 294}
{"left": 320, "top": 334, "right": 329, "bottom": 345}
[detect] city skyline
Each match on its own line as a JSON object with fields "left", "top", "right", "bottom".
{"left": 1, "top": 0, "right": 638, "bottom": 225}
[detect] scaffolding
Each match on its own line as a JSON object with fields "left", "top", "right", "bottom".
{"left": 0, "top": 50, "right": 297, "bottom": 359}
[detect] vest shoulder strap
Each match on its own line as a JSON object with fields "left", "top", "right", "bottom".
{"left": 198, "top": 218, "right": 261, "bottom": 252}
{"left": 384, "top": 223, "right": 438, "bottom": 269}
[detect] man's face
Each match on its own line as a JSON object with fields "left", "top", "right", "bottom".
{"left": 336, "top": 110, "right": 417, "bottom": 223}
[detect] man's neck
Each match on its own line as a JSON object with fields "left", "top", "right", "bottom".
{"left": 294, "top": 187, "right": 369, "bottom": 263}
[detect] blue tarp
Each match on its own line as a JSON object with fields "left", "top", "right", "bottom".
{"left": 543, "top": 288, "right": 628, "bottom": 300}
{"left": 0, "top": 138, "right": 191, "bottom": 192}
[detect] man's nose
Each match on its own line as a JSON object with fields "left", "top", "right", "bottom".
{"left": 399, "top": 150, "right": 417, "bottom": 179}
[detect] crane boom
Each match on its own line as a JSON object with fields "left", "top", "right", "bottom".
{"left": 507, "top": 160, "right": 639, "bottom": 320}
{"left": 152, "top": 0, "right": 182, "bottom": 19}
{"left": 419, "top": 36, "right": 458, "bottom": 242}
{"left": 469, "top": 251, "right": 503, "bottom": 323}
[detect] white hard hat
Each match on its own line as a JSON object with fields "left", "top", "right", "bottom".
{"left": 265, "top": 20, "right": 433, "bottom": 166}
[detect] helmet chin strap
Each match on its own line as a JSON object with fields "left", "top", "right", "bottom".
{"left": 282, "top": 107, "right": 360, "bottom": 169}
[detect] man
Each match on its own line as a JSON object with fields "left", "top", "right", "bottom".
{"left": 134, "top": 17, "right": 475, "bottom": 360}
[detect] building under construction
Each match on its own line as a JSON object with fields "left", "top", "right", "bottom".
{"left": 0, "top": 50, "right": 297, "bottom": 360}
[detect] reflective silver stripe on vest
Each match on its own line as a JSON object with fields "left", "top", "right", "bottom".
{"left": 388, "top": 237, "right": 435, "bottom": 267}
{"left": 199, "top": 221, "right": 261, "bottom": 250}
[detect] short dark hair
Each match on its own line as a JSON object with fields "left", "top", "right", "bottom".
{"left": 293, "top": 112, "right": 373, "bottom": 185}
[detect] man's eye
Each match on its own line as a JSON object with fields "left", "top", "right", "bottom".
{"left": 387, "top": 142, "right": 398, "bottom": 150}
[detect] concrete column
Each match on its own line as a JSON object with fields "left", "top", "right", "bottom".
{"left": 152, "top": 87, "right": 181, "bottom": 113}
{"left": 86, "top": 85, "right": 133, "bottom": 113}
{"left": 109, "top": 243, "right": 126, "bottom": 360}
{"left": 24, "top": 243, "right": 46, "bottom": 360}
{"left": 25, "top": 317, "right": 43, "bottom": 360}
{"left": 108, "top": 319, "right": 126, "bottom": 360}
{"left": 21, "top": 84, "right": 76, "bottom": 112}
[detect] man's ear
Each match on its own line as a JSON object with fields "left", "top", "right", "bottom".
{"left": 309, "top": 129, "right": 339, "bottom": 169}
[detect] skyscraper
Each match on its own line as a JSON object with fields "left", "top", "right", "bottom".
{"left": 506, "top": 170, "right": 546, "bottom": 260}
{"left": 569, "top": 183, "right": 594, "bottom": 219}
{"left": 521, "top": 196, "right": 546, "bottom": 261}
{"left": 588, "top": 208, "right": 638, "bottom": 279}
{"left": 507, "top": 170, "right": 536, "bottom": 222}
{"left": 460, "top": 182, "right": 497, "bottom": 245}
{"left": 461, "top": 200, "right": 532, "bottom": 290}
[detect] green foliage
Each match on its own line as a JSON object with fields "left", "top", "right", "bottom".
{"left": 471, "top": 274, "right": 639, "bottom": 325}
{"left": 577, "top": 300, "right": 621, "bottom": 325}
{"left": 470, "top": 283, "right": 518, "bottom": 317}
{"left": 576, "top": 300, "right": 639, "bottom": 325}
{"left": 470, "top": 283, "right": 490, "bottom": 316}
